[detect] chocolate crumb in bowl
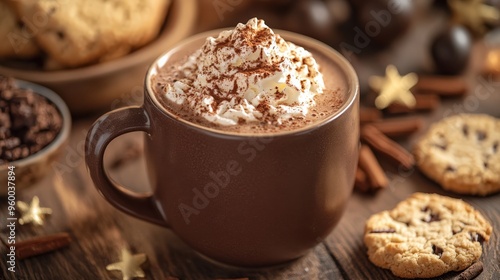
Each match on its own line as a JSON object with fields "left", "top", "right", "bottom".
{"left": 0, "top": 76, "right": 62, "bottom": 162}
{"left": 0, "top": 75, "right": 70, "bottom": 196}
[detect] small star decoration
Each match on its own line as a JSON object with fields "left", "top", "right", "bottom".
{"left": 17, "top": 196, "right": 52, "bottom": 226}
{"left": 449, "top": 0, "right": 500, "bottom": 34}
{"left": 369, "top": 65, "right": 418, "bottom": 110}
{"left": 106, "top": 248, "right": 147, "bottom": 280}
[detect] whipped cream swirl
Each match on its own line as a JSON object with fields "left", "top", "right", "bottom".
{"left": 163, "top": 18, "right": 325, "bottom": 126}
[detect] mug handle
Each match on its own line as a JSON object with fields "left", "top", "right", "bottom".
{"left": 85, "top": 107, "right": 168, "bottom": 227}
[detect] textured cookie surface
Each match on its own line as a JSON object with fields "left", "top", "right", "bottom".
{"left": 11, "top": 0, "right": 170, "bottom": 67}
{"left": 413, "top": 114, "right": 500, "bottom": 196}
{"left": 0, "top": 0, "right": 39, "bottom": 58}
{"left": 364, "top": 193, "right": 492, "bottom": 278}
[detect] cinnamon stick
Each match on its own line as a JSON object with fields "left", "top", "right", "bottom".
{"left": 360, "top": 107, "right": 382, "bottom": 124}
{"left": 454, "top": 261, "right": 483, "bottom": 280}
{"left": 16, "top": 232, "right": 71, "bottom": 260}
{"left": 361, "top": 125, "right": 415, "bottom": 169}
{"left": 358, "top": 145, "right": 388, "bottom": 189}
{"left": 416, "top": 75, "right": 468, "bottom": 97}
{"left": 369, "top": 117, "right": 423, "bottom": 138}
{"left": 354, "top": 166, "right": 371, "bottom": 192}
{"left": 386, "top": 94, "right": 440, "bottom": 114}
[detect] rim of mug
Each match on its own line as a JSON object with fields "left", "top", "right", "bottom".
{"left": 145, "top": 28, "right": 359, "bottom": 137}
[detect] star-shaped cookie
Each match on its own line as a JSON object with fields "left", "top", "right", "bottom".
{"left": 369, "top": 65, "right": 418, "bottom": 109}
{"left": 106, "top": 248, "right": 147, "bottom": 280}
{"left": 17, "top": 196, "right": 52, "bottom": 226}
{"left": 449, "top": 0, "right": 500, "bottom": 34}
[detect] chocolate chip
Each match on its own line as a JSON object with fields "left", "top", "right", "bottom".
{"left": 16, "top": 21, "right": 25, "bottom": 29}
{"left": 422, "top": 206, "right": 442, "bottom": 222}
{"left": 476, "top": 131, "right": 487, "bottom": 141}
{"left": 446, "top": 166, "right": 456, "bottom": 172}
{"left": 432, "top": 245, "right": 444, "bottom": 258}
{"left": 56, "top": 31, "right": 65, "bottom": 40}
{"left": 462, "top": 125, "right": 469, "bottom": 136}
{"left": 422, "top": 212, "right": 440, "bottom": 223}
{"left": 433, "top": 143, "right": 447, "bottom": 150}
{"left": 370, "top": 229, "right": 396, "bottom": 234}
{"left": 48, "top": 6, "right": 57, "bottom": 15}
{"left": 470, "top": 232, "right": 485, "bottom": 244}
{"left": 483, "top": 161, "right": 489, "bottom": 169}
{"left": 492, "top": 142, "right": 498, "bottom": 153}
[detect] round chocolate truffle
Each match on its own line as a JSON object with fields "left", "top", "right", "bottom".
{"left": 355, "top": 0, "right": 414, "bottom": 46}
{"left": 431, "top": 25, "right": 472, "bottom": 75}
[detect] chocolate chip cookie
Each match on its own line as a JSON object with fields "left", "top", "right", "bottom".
{"left": 413, "top": 114, "right": 500, "bottom": 196}
{"left": 364, "top": 193, "right": 492, "bottom": 278}
{"left": 0, "top": 0, "right": 39, "bottom": 58}
{"left": 10, "top": 0, "right": 170, "bottom": 67}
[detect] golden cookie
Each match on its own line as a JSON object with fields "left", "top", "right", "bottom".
{"left": 10, "top": 0, "right": 170, "bottom": 67}
{"left": 364, "top": 193, "right": 492, "bottom": 278}
{"left": 0, "top": 0, "right": 39, "bottom": 58}
{"left": 413, "top": 114, "right": 500, "bottom": 196}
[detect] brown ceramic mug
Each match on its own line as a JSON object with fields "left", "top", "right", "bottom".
{"left": 85, "top": 30, "right": 359, "bottom": 267}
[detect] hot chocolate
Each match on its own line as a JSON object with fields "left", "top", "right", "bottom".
{"left": 152, "top": 18, "right": 345, "bottom": 134}
{"left": 86, "top": 18, "right": 359, "bottom": 267}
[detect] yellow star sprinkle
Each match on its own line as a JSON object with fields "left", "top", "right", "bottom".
{"left": 449, "top": 0, "right": 500, "bottom": 34}
{"left": 369, "top": 65, "right": 418, "bottom": 109}
{"left": 17, "top": 196, "right": 52, "bottom": 226}
{"left": 106, "top": 248, "right": 147, "bottom": 280}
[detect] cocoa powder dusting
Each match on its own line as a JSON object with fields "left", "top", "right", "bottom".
{"left": 152, "top": 18, "right": 347, "bottom": 133}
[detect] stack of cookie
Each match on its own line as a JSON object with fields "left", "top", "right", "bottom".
{"left": 0, "top": 0, "right": 170, "bottom": 69}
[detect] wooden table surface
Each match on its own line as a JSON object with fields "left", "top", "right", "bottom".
{"left": 2, "top": 5, "right": 500, "bottom": 280}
